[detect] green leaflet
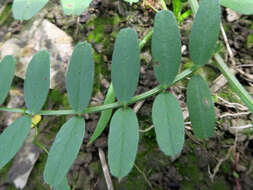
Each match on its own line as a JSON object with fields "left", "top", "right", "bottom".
{"left": 0, "top": 115, "right": 31, "bottom": 169}
{"left": 24, "top": 51, "right": 50, "bottom": 114}
{"left": 152, "top": 92, "right": 185, "bottom": 156}
{"left": 61, "top": 0, "right": 92, "bottom": 16}
{"left": 173, "top": 0, "right": 182, "bottom": 20}
{"left": 189, "top": 0, "right": 221, "bottom": 66}
{"left": 152, "top": 10, "right": 181, "bottom": 86}
{"left": 0, "top": 56, "right": 16, "bottom": 106}
{"left": 111, "top": 28, "right": 140, "bottom": 104}
{"left": 123, "top": 0, "right": 139, "bottom": 4}
{"left": 186, "top": 75, "right": 215, "bottom": 139}
{"left": 12, "top": 0, "right": 48, "bottom": 20}
{"left": 44, "top": 116, "right": 85, "bottom": 186}
{"left": 220, "top": 0, "right": 253, "bottom": 15}
{"left": 53, "top": 177, "right": 70, "bottom": 190}
{"left": 66, "top": 42, "right": 94, "bottom": 112}
{"left": 88, "top": 84, "right": 115, "bottom": 145}
{"left": 108, "top": 108, "right": 139, "bottom": 179}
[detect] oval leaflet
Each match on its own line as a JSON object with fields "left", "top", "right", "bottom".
{"left": 189, "top": 0, "right": 221, "bottom": 66}
{"left": 186, "top": 75, "right": 215, "bottom": 139}
{"left": 61, "top": 0, "right": 92, "bottom": 16}
{"left": 66, "top": 42, "right": 94, "bottom": 112}
{"left": 12, "top": 0, "right": 48, "bottom": 20}
{"left": 0, "top": 115, "right": 31, "bottom": 169}
{"left": 111, "top": 28, "right": 140, "bottom": 104}
{"left": 44, "top": 116, "right": 85, "bottom": 186}
{"left": 108, "top": 108, "right": 139, "bottom": 179}
{"left": 220, "top": 0, "right": 253, "bottom": 15}
{"left": 0, "top": 56, "right": 16, "bottom": 106}
{"left": 24, "top": 50, "right": 50, "bottom": 114}
{"left": 152, "top": 92, "right": 185, "bottom": 156}
{"left": 152, "top": 10, "right": 182, "bottom": 86}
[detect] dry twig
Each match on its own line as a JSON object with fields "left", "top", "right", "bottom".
{"left": 211, "top": 23, "right": 237, "bottom": 92}
{"left": 220, "top": 23, "right": 236, "bottom": 65}
{"left": 216, "top": 95, "right": 248, "bottom": 111}
{"left": 208, "top": 146, "right": 234, "bottom": 182}
{"left": 230, "top": 124, "right": 253, "bottom": 130}
{"left": 98, "top": 148, "right": 114, "bottom": 190}
{"left": 139, "top": 125, "right": 154, "bottom": 133}
{"left": 134, "top": 100, "right": 145, "bottom": 113}
{"left": 219, "top": 111, "right": 251, "bottom": 118}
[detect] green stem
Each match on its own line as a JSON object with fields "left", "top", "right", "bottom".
{"left": 0, "top": 66, "right": 197, "bottom": 116}
{"left": 214, "top": 54, "right": 253, "bottom": 112}
{"left": 0, "top": 2, "right": 203, "bottom": 116}
{"left": 34, "top": 141, "right": 49, "bottom": 154}
{"left": 139, "top": 30, "right": 153, "bottom": 50}
{"left": 32, "top": 127, "right": 49, "bottom": 154}
{"left": 188, "top": 0, "right": 253, "bottom": 112}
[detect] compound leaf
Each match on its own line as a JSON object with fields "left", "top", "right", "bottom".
{"left": 152, "top": 10, "right": 181, "bottom": 86}
{"left": 0, "top": 56, "right": 16, "bottom": 106}
{"left": 12, "top": 0, "right": 48, "bottom": 20}
{"left": 111, "top": 28, "right": 140, "bottom": 104}
{"left": 61, "top": 0, "right": 92, "bottom": 16}
{"left": 88, "top": 84, "right": 115, "bottom": 145}
{"left": 108, "top": 108, "right": 139, "bottom": 179}
{"left": 66, "top": 42, "right": 94, "bottom": 112}
{"left": 189, "top": 0, "right": 221, "bottom": 66}
{"left": 24, "top": 50, "right": 50, "bottom": 114}
{"left": 152, "top": 92, "right": 185, "bottom": 156}
{"left": 220, "top": 0, "right": 253, "bottom": 15}
{"left": 44, "top": 116, "right": 85, "bottom": 186}
{"left": 0, "top": 115, "right": 31, "bottom": 169}
{"left": 186, "top": 75, "right": 215, "bottom": 139}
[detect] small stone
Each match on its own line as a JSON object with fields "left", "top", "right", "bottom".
{"left": 8, "top": 129, "right": 40, "bottom": 189}
{"left": 0, "top": 18, "right": 73, "bottom": 89}
{"left": 226, "top": 8, "right": 240, "bottom": 22}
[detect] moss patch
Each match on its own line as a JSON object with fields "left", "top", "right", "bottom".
{"left": 86, "top": 14, "right": 122, "bottom": 94}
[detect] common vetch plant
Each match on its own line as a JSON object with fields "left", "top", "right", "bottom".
{"left": 1, "top": 0, "right": 253, "bottom": 188}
